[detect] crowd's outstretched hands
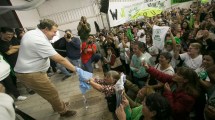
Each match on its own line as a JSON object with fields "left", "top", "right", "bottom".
{"left": 115, "top": 95, "right": 129, "bottom": 120}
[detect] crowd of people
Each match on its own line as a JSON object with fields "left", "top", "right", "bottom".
{"left": 0, "top": 1, "right": 215, "bottom": 120}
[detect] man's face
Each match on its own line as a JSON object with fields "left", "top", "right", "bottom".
{"left": 44, "top": 26, "right": 58, "bottom": 40}
{"left": 1, "top": 32, "right": 14, "bottom": 41}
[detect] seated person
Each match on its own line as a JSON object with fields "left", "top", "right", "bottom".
{"left": 85, "top": 71, "right": 120, "bottom": 118}
{"left": 115, "top": 93, "right": 172, "bottom": 120}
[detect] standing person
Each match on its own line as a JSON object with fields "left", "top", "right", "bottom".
{"left": 15, "top": 28, "right": 25, "bottom": 44}
{"left": 81, "top": 35, "right": 100, "bottom": 73}
{"left": 53, "top": 30, "right": 72, "bottom": 80}
{"left": 65, "top": 29, "right": 81, "bottom": 68}
{"left": 0, "top": 27, "right": 19, "bottom": 69}
{"left": 77, "top": 16, "right": 91, "bottom": 42}
{"left": 14, "top": 19, "right": 77, "bottom": 117}
{"left": 0, "top": 27, "right": 21, "bottom": 90}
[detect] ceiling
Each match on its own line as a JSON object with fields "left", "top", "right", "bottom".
{"left": 0, "top": 0, "right": 21, "bottom": 28}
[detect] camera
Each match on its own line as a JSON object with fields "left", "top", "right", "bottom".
{"left": 66, "top": 34, "right": 71, "bottom": 39}
{"left": 87, "top": 40, "right": 92, "bottom": 44}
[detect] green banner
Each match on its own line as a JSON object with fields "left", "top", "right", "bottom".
{"left": 171, "top": 0, "right": 192, "bottom": 4}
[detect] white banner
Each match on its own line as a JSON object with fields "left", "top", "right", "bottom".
{"left": 152, "top": 25, "right": 169, "bottom": 50}
{"left": 108, "top": 0, "right": 171, "bottom": 27}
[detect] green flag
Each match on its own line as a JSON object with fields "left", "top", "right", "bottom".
{"left": 201, "top": 0, "right": 208, "bottom": 4}
{"left": 126, "top": 28, "right": 134, "bottom": 41}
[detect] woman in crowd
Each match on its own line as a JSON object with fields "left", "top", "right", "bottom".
{"left": 147, "top": 52, "right": 175, "bottom": 90}
{"left": 193, "top": 51, "right": 215, "bottom": 120}
{"left": 103, "top": 47, "right": 123, "bottom": 73}
{"left": 118, "top": 33, "right": 131, "bottom": 75}
{"left": 196, "top": 51, "right": 215, "bottom": 86}
{"left": 142, "top": 62, "right": 200, "bottom": 120}
{"left": 145, "top": 34, "right": 159, "bottom": 64}
{"left": 115, "top": 93, "right": 172, "bottom": 120}
{"left": 174, "top": 42, "right": 202, "bottom": 70}
{"left": 204, "top": 65, "right": 215, "bottom": 120}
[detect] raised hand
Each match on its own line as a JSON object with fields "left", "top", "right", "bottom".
{"left": 115, "top": 104, "right": 126, "bottom": 120}
{"left": 164, "top": 82, "right": 171, "bottom": 92}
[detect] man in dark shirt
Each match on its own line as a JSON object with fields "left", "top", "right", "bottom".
{"left": 64, "top": 29, "right": 81, "bottom": 68}
{"left": 0, "top": 27, "right": 19, "bottom": 68}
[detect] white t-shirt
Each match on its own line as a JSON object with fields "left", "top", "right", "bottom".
{"left": 155, "top": 64, "right": 175, "bottom": 75}
{"left": 14, "top": 28, "right": 57, "bottom": 73}
{"left": 0, "top": 93, "right": 15, "bottom": 120}
{"left": 118, "top": 42, "right": 130, "bottom": 60}
{"left": 148, "top": 45, "right": 159, "bottom": 62}
{"left": 179, "top": 53, "right": 202, "bottom": 70}
{"left": 0, "top": 55, "right": 10, "bottom": 81}
{"left": 137, "top": 29, "right": 145, "bottom": 37}
{"left": 138, "top": 36, "right": 146, "bottom": 43}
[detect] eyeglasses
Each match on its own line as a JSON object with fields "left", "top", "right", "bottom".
{"left": 5, "top": 33, "right": 14, "bottom": 36}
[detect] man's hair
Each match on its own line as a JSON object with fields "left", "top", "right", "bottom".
{"left": 0, "top": 27, "right": 14, "bottom": 33}
{"left": 37, "top": 19, "right": 58, "bottom": 30}
{"left": 65, "top": 29, "right": 72, "bottom": 33}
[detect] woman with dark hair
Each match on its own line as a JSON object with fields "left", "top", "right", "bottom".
{"left": 142, "top": 62, "right": 200, "bottom": 120}
{"left": 194, "top": 51, "right": 215, "bottom": 120}
{"left": 181, "top": 21, "right": 190, "bottom": 32}
{"left": 204, "top": 65, "right": 215, "bottom": 120}
{"left": 196, "top": 51, "right": 215, "bottom": 86}
{"left": 115, "top": 93, "right": 172, "bottom": 120}
{"left": 147, "top": 52, "right": 175, "bottom": 89}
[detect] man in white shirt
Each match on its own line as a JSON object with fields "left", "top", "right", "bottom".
{"left": 14, "top": 19, "right": 77, "bottom": 117}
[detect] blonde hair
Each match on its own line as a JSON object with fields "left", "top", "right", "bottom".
{"left": 190, "top": 43, "right": 202, "bottom": 53}
{"left": 105, "top": 71, "right": 120, "bottom": 83}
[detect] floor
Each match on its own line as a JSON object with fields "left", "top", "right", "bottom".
{"left": 15, "top": 67, "right": 114, "bottom": 120}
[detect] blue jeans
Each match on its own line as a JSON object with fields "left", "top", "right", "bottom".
{"left": 67, "top": 58, "right": 81, "bottom": 68}
{"left": 56, "top": 63, "right": 71, "bottom": 76}
{"left": 82, "top": 54, "right": 101, "bottom": 73}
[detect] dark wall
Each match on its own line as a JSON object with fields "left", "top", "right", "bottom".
{"left": 0, "top": 0, "right": 22, "bottom": 28}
